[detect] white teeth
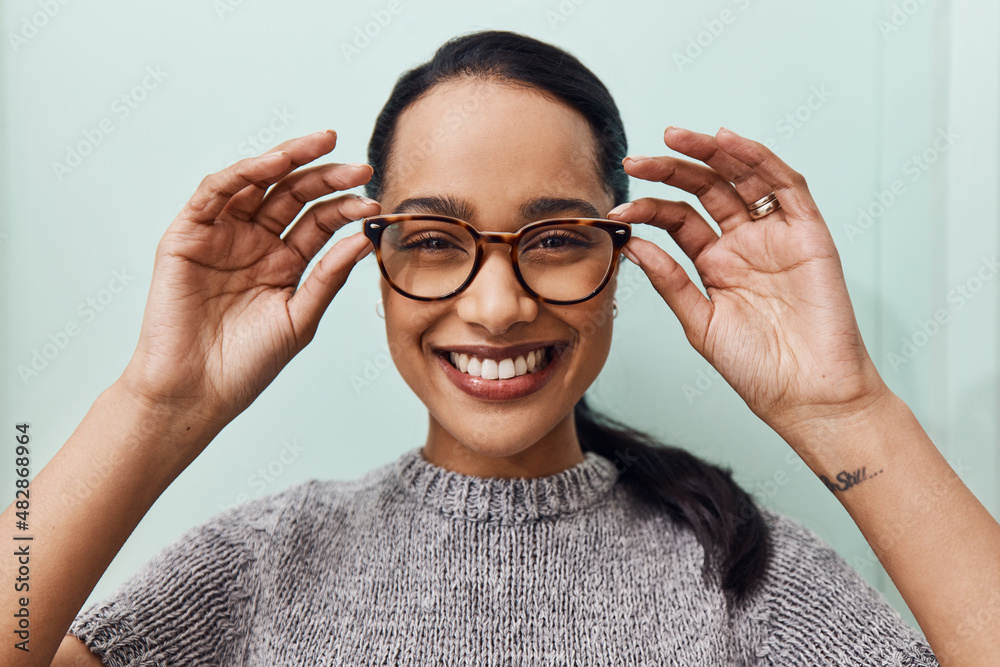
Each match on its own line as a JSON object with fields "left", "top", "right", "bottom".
{"left": 450, "top": 351, "right": 472, "bottom": 373}
{"left": 481, "top": 359, "right": 499, "bottom": 380}
{"left": 514, "top": 356, "right": 527, "bottom": 376}
{"left": 445, "top": 346, "right": 551, "bottom": 380}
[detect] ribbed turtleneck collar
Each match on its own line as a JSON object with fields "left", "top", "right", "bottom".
{"left": 395, "top": 447, "right": 620, "bottom": 525}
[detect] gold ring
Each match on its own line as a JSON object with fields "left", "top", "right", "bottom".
{"left": 748, "top": 192, "right": 777, "bottom": 209}
{"left": 748, "top": 193, "right": 781, "bottom": 219}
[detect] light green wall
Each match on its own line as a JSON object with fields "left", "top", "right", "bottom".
{"left": 2, "top": 0, "right": 997, "bottom": 632}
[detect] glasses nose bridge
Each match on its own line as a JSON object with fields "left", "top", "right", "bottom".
{"left": 478, "top": 230, "right": 519, "bottom": 251}
{"left": 467, "top": 231, "right": 528, "bottom": 297}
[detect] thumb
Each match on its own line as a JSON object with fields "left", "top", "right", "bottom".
{"left": 625, "top": 237, "right": 713, "bottom": 351}
{"left": 287, "top": 232, "right": 372, "bottom": 344}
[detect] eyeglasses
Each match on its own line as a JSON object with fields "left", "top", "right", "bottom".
{"left": 362, "top": 214, "right": 631, "bottom": 304}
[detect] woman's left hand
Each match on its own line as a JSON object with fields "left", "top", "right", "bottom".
{"left": 610, "top": 127, "right": 891, "bottom": 449}
{"left": 612, "top": 130, "right": 1000, "bottom": 666}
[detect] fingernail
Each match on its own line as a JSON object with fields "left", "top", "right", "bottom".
{"left": 325, "top": 129, "right": 337, "bottom": 137}
{"left": 259, "top": 151, "right": 287, "bottom": 162}
{"left": 718, "top": 127, "right": 733, "bottom": 135}
{"left": 608, "top": 202, "right": 633, "bottom": 217}
{"left": 355, "top": 195, "right": 379, "bottom": 206}
{"left": 349, "top": 162, "right": 371, "bottom": 171}
{"left": 624, "top": 155, "right": 651, "bottom": 164}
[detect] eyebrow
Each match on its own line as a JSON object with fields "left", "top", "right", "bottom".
{"left": 391, "top": 195, "right": 602, "bottom": 220}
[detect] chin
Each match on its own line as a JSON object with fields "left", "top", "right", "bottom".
{"left": 446, "top": 427, "right": 545, "bottom": 458}
{"left": 435, "top": 407, "right": 575, "bottom": 457}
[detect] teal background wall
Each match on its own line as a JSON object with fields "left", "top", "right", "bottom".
{"left": 2, "top": 0, "right": 998, "bottom": 632}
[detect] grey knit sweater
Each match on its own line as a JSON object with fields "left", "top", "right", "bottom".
{"left": 71, "top": 447, "right": 940, "bottom": 665}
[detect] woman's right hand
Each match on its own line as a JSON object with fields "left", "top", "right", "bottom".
{"left": 117, "top": 130, "right": 379, "bottom": 433}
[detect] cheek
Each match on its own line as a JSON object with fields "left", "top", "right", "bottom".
{"left": 382, "top": 296, "right": 444, "bottom": 370}
{"left": 381, "top": 292, "right": 415, "bottom": 368}
{"left": 383, "top": 320, "right": 406, "bottom": 370}
{"left": 562, "top": 296, "right": 616, "bottom": 362}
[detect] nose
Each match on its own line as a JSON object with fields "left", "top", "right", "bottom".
{"left": 454, "top": 244, "right": 538, "bottom": 336}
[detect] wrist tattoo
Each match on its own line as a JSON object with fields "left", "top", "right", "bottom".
{"left": 820, "top": 466, "right": 883, "bottom": 493}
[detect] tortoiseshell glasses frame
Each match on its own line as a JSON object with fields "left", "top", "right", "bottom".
{"left": 361, "top": 214, "right": 632, "bottom": 305}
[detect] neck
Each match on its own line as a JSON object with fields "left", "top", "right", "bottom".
{"left": 422, "top": 410, "right": 585, "bottom": 478}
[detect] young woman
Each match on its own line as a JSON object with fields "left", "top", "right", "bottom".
{"left": 5, "top": 30, "right": 997, "bottom": 666}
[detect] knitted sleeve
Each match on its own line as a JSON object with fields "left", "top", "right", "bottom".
{"left": 734, "top": 508, "right": 941, "bottom": 666}
{"left": 67, "top": 488, "right": 291, "bottom": 667}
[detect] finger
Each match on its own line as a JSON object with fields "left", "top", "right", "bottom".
{"left": 663, "top": 127, "right": 782, "bottom": 220}
{"left": 714, "top": 128, "right": 822, "bottom": 222}
{"left": 282, "top": 194, "right": 381, "bottom": 264}
{"left": 609, "top": 197, "right": 718, "bottom": 263}
{"left": 180, "top": 151, "right": 291, "bottom": 225}
{"left": 622, "top": 236, "right": 713, "bottom": 351}
{"left": 252, "top": 162, "right": 375, "bottom": 236}
{"left": 622, "top": 155, "right": 750, "bottom": 232}
{"left": 221, "top": 130, "right": 342, "bottom": 221}
{"left": 287, "top": 232, "right": 373, "bottom": 345}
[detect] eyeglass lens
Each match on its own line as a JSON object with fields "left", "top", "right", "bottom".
{"left": 380, "top": 219, "right": 615, "bottom": 301}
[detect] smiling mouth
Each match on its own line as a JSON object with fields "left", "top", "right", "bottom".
{"left": 437, "top": 345, "right": 555, "bottom": 380}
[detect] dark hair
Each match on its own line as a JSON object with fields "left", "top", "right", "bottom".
{"left": 365, "top": 29, "right": 770, "bottom": 603}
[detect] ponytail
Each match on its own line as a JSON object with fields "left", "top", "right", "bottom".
{"left": 575, "top": 395, "right": 771, "bottom": 603}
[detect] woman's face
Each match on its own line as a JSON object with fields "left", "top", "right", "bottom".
{"left": 376, "top": 78, "right": 618, "bottom": 466}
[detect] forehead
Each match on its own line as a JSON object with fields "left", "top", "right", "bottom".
{"left": 382, "top": 79, "right": 608, "bottom": 224}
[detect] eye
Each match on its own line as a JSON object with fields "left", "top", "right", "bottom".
{"left": 403, "top": 234, "right": 451, "bottom": 250}
{"left": 398, "top": 231, "right": 469, "bottom": 254}
{"left": 523, "top": 228, "right": 594, "bottom": 251}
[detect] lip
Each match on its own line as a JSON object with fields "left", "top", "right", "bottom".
{"left": 435, "top": 345, "right": 563, "bottom": 401}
